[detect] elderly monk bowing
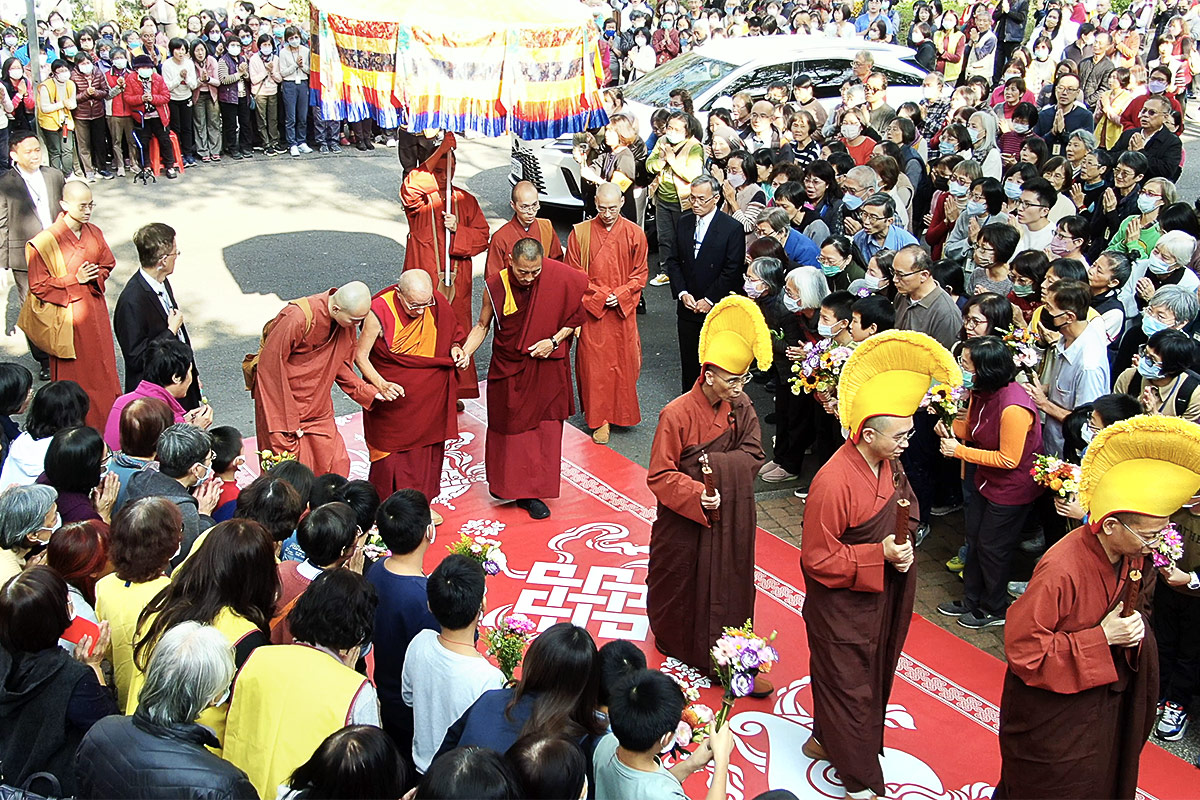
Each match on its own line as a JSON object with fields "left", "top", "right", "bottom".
{"left": 400, "top": 131, "right": 490, "bottom": 401}
{"left": 646, "top": 296, "right": 769, "bottom": 680}
{"left": 21, "top": 181, "right": 120, "bottom": 431}
{"left": 801, "top": 330, "right": 961, "bottom": 800}
{"left": 463, "top": 238, "right": 586, "bottom": 520}
{"left": 995, "top": 416, "right": 1200, "bottom": 800}
{"left": 485, "top": 181, "right": 563, "bottom": 280}
{"left": 252, "top": 281, "right": 386, "bottom": 476}
{"left": 356, "top": 270, "right": 469, "bottom": 523}
{"left": 567, "top": 183, "right": 649, "bottom": 445}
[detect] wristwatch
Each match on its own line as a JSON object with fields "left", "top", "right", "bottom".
{"left": 1187, "top": 572, "right": 1200, "bottom": 592}
{"left": 549, "top": 336, "right": 559, "bottom": 350}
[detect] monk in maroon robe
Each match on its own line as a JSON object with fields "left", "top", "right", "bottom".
{"left": 356, "top": 270, "right": 467, "bottom": 513}
{"left": 566, "top": 183, "right": 648, "bottom": 444}
{"left": 253, "top": 282, "right": 382, "bottom": 476}
{"left": 23, "top": 182, "right": 120, "bottom": 432}
{"left": 463, "top": 238, "right": 586, "bottom": 520}
{"left": 484, "top": 181, "right": 563, "bottom": 281}
{"left": 400, "top": 131, "right": 490, "bottom": 400}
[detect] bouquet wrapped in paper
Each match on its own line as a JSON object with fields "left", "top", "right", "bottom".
{"left": 1152, "top": 522, "right": 1185, "bottom": 568}
{"left": 483, "top": 614, "right": 536, "bottom": 682}
{"left": 711, "top": 619, "right": 779, "bottom": 730}
{"left": 790, "top": 338, "right": 855, "bottom": 396}
{"left": 447, "top": 533, "right": 507, "bottom": 575}
{"left": 1030, "top": 455, "right": 1081, "bottom": 498}
{"left": 920, "top": 383, "right": 964, "bottom": 426}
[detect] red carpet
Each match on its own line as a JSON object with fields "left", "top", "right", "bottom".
{"left": 244, "top": 399, "right": 1195, "bottom": 800}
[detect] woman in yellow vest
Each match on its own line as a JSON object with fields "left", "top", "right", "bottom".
{"left": 94, "top": 497, "right": 180, "bottom": 713}
{"left": 35, "top": 58, "right": 77, "bottom": 174}
{"left": 131, "top": 519, "right": 280, "bottom": 745}
{"left": 223, "top": 568, "right": 378, "bottom": 800}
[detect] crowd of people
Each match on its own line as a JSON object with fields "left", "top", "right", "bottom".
{"left": 0, "top": 0, "right": 1199, "bottom": 797}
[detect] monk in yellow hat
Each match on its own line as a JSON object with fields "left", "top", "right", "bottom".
{"left": 996, "top": 416, "right": 1200, "bottom": 800}
{"left": 646, "top": 295, "right": 770, "bottom": 687}
{"left": 800, "top": 330, "right": 961, "bottom": 800}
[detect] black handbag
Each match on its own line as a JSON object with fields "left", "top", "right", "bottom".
{"left": 0, "top": 772, "right": 67, "bottom": 800}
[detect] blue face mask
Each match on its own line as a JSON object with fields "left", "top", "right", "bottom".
{"left": 817, "top": 321, "right": 838, "bottom": 337}
{"left": 1137, "top": 193, "right": 1159, "bottom": 214}
{"left": 783, "top": 294, "right": 801, "bottom": 313}
{"left": 1141, "top": 312, "right": 1169, "bottom": 337}
{"left": 1146, "top": 253, "right": 1174, "bottom": 274}
{"left": 938, "top": 140, "right": 957, "bottom": 155}
{"left": 948, "top": 180, "right": 969, "bottom": 197}
{"left": 965, "top": 199, "right": 986, "bottom": 216}
{"left": 967, "top": 126, "right": 981, "bottom": 143}
{"left": 960, "top": 370, "right": 974, "bottom": 389}
{"left": 1003, "top": 180, "right": 1022, "bottom": 199}
{"left": 842, "top": 193, "right": 864, "bottom": 211}
{"left": 1137, "top": 355, "right": 1164, "bottom": 380}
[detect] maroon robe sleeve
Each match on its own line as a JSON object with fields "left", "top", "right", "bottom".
{"left": 647, "top": 402, "right": 709, "bottom": 526}
{"left": 800, "top": 450, "right": 887, "bottom": 593}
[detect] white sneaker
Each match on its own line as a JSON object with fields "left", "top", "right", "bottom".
{"left": 385, "top": 137, "right": 398, "bottom": 147}
{"left": 760, "top": 466, "right": 797, "bottom": 483}
{"left": 298, "top": 143, "right": 313, "bottom": 154}
{"left": 289, "top": 145, "right": 300, "bottom": 157}
{"left": 649, "top": 273, "right": 670, "bottom": 286}
{"left": 758, "top": 460, "right": 779, "bottom": 476}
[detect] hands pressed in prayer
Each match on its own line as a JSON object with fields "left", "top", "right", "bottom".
{"left": 194, "top": 477, "right": 222, "bottom": 517}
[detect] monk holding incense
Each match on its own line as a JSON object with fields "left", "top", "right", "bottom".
{"left": 800, "top": 330, "right": 961, "bottom": 800}
{"left": 646, "top": 295, "right": 769, "bottom": 683}
{"left": 463, "top": 237, "right": 586, "bottom": 520}
{"left": 996, "top": 416, "right": 1200, "bottom": 800}
{"left": 400, "top": 131, "right": 490, "bottom": 402}
{"left": 566, "top": 182, "right": 648, "bottom": 445}
{"left": 22, "top": 181, "right": 121, "bottom": 432}
{"left": 356, "top": 270, "right": 468, "bottom": 524}
{"left": 485, "top": 181, "right": 563, "bottom": 281}
{"left": 252, "top": 281, "right": 384, "bottom": 476}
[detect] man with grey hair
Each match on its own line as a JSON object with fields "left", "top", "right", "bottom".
{"left": 75, "top": 621, "right": 256, "bottom": 799}
{"left": 840, "top": 166, "right": 881, "bottom": 237}
{"left": 755, "top": 207, "right": 819, "bottom": 267}
{"left": 1114, "top": 284, "right": 1200, "bottom": 375}
{"left": 0, "top": 484, "right": 58, "bottom": 584}
{"left": 124, "top": 424, "right": 219, "bottom": 562}
{"left": 852, "top": 193, "right": 917, "bottom": 263}
{"left": 666, "top": 174, "right": 745, "bottom": 390}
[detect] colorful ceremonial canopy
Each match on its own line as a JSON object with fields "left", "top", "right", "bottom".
{"left": 309, "top": 0, "right": 608, "bottom": 139}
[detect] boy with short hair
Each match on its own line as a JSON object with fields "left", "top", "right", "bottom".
{"left": 850, "top": 294, "right": 895, "bottom": 342}
{"left": 402, "top": 553, "right": 504, "bottom": 775}
{"left": 208, "top": 425, "right": 243, "bottom": 522}
{"left": 597, "top": 640, "right": 647, "bottom": 722}
{"left": 368, "top": 489, "right": 440, "bottom": 762}
{"left": 595, "top": 669, "right": 733, "bottom": 800}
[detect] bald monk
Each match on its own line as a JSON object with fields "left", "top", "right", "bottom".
{"left": 484, "top": 181, "right": 564, "bottom": 281}
{"left": 252, "top": 281, "right": 387, "bottom": 476}
{"left": 356, "top": 270, "right": 469, "bottom": 522}
{"left": 400, "top": 131, "right": 490, "bottom": 400}
{"left": 463, "top": 238, "right": 587, "bottom": 519}
{"left": 22, "top": 181, "right": 121, "bottom": 431}
{"left": 566, "top": 183, "right": 648, "bottom": 445}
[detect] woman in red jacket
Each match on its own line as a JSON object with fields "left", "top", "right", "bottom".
{"left": 122, "top": 54, "right": 176, "bottom": 179}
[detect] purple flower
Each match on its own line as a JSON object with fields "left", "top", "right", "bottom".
{"left": 740, "top": 648, "right": 761, "bottom": 670}
{"left": 483, "top": 560, "right": 500, "bottom": 575}
{"left": 729, "top": 671, "right": 754, "bottom": 698}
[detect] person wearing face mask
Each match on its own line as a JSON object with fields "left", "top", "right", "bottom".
{"left": 103, "top": 47, "right": 136, "bottom": 175}
{"left": 122, "top": 54, "right": 178, "bottom": 179}
{"left": 69, "top": 53, "right": 110, "bottom": 180}
{"left": 247, "top": 33, "right": 281, "bottom": 157}
{"left": 1114, "top": 328, "right": 1200, "bottom": 420}
{"left": 838, "top": 107, "right": 877, "bottom": 167}
{"left": 1120, "top": 64, "right": 1183, "bottom": 131}
{"left": 35, "top": 58, "right": 77, "bottom": 174}
{"left": 1106, "top": 175, "right": 1175, "bottom": 257}
{"left": 1, "top": 56, "right": 33, "bottom": 134}
{"left": 650, "top": 13, "right": 680, "bottom": 65}
{"left": 278, "top": 26, "right": 311, "bottom": 157}
{"left": 934, "top": 12, "right": 966, "bottom": 83}
{"left": 161, "top": 37, "right": 200, "bottom": 167}
{"left": 187, "top": 39, "right": 221, "bottom": 163}
{"left": 816, "top": 234, "right": 867, "bottom": 291}
{"left": 0, "top": 483, "right": 61, "bottom": 584}
{"left": 39, "top": 426, "right": 118, "bottom": 525}
{"left": 215, "top": 36, "right": 253, "bottom": 159}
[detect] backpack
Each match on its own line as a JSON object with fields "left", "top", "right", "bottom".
{"left": 1130, "top": 368, "right": 1200, "bottom": 417}
{"left": 241, "top": 297, "right": 315, "bottom": 392}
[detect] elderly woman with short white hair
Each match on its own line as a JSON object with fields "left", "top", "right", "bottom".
{"left": 0, "top": 484, "right": 59, "bottom": 585}
{"left": 968, "top": 111, "right": 1002, "bottom": 180}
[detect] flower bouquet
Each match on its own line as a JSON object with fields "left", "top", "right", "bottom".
{"left": 999, "top": 325, "right": 1042, "bottom": 378}
{"left": 258, "top": 449, "right": 297, "bottom": 471}
{"left": 789, "top": 338, "right": 855, "bottom": 397}
{"left": 1030, "top": 455, "right": 1081, "bottom": 498}
{"left": 362, "top": 529, "right": 389, "bottom": 562}
{"left": 669, "top": 697, "right": 717, "bottom": 756}
{"left": 1152, "top": 522, "right": 1185, "bottom": 568}
{"left": 920, "top": 383, "right": 964, "bottom": 426}
{"left": 447, "top": 532, "right": 507, "bottom": 575}
{"left": 711, "top": 619, "right": 779, "bottom": 730}
{"left": 483, "top": 614, "right": 537, "bottom": 682}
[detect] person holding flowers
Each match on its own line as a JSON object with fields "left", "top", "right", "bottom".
{"left": 800, "top": 329, "right": 960, "bottom": 800}
{"left": 997, "top": 415, "right": 1200, "bottom": 800}
{"left": 936, "top": 336, "right": 1043, "bottom": 629}
{"left": 1153, "top": 504, "right": 1200, "bottom": 742}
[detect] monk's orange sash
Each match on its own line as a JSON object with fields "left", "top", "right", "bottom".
{"left": 498, "top": 269, "right": 520, "bottom": 316}
{"left": 379, "top": 291, "right": 438, "bottom": 357}
{"left": 18, "top": 229, "right": 74, "bottom": 358}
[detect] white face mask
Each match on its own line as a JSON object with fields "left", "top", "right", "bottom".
{"left": 113, "top": 57, "right": 127, "bottom": 69}
{"left": 727, "top": 172, "right": 745, "bottom": 188}
{"left": 137, "top": 68, "right": 153, "bottom": 78}
{"left": 78, "top": 63, "right": 93, "bottom": 74}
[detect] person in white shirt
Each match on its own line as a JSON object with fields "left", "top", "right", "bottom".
{"left": 1013, "top": 177, "right": 1056, "bottom": 254}
{"left": 401, "top": 554, "right": 504, "bottom": 775}
{"left": 277, "top": 26, "right": 311, "bottom": 157}
{"left": 161, "top": 38, "right": 200, "bottom": 167}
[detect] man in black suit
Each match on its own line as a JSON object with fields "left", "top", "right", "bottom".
{"left": 0, "top": 131, "right": 66, "bottom": 378}
{"left": 1111, "top": 96, "right": 1183, "bottom": 181}
{"left": 113, "top": 222, "right": 203, "bottom": 410}
{"left": 666, "top": 175, "right": 745, "bottom": 391}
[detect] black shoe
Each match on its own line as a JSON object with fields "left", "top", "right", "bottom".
{"left": 98, "top": 169, "right": 114, "bottom": 179}
{"left": 937, "top": 600, "right": 971, "bottom": 617}
{"left": 637, "top": 296, "right": 647, "bottom": 315}
{"left": 516, "top": 498, "right": 550, "bottom": 519}
{"left": 763, "top": 412, "right": 777, "bottom": 425}
{"left": 37, "top": 366, "right": 50, "bottom": 381}
{"left": 241, "top": 149, "right": 254, "bottom": 159}
{"left": 231, "top": 150, "right": 244, "bottom": 160}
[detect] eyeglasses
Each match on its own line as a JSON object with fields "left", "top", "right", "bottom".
{"left": 718, "top": 371, "right": 754, "bottom": 387}
{"left": 867, "top": 426, "right": 916, "bottom": 442}
{"left": 692, "top": 193, "right": 718, "bottom": 205}
{"left": 892, "top": 268, "right": 923, "bottom": 279}
{"left": 75, "top": 202, "right": 95, "bottom": 210}
{"left": 401, "top": 295, "right": 436, "bottom": 311}
{"left": 858, "top": 210, "right": 890, "bottom": 223}
{"left": 1015, "top": 199, "right": 1047, "bottom": 210}
{"left": 1118, "top": 517, "right": 1168, "bottom": 547}
{"left": 1137, "top": 343, "right": 1164, "bottom": 366}
{"left": 1114, "top": 166, "right": 1138, "bottom": 179}
{"left": 963, "top": 315, "right": 988, "bottom": 327}
{"left": 514, "top": 202, "right": 540, "bottom": 212}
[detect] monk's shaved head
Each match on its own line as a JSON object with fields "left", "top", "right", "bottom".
{"left": 61, "top": 180, "right": 94, "bottom": 223}
{"left": 596, "top": 183, "right": 623, "bottom": 205}
{"left": 511, "top": 181, "right": 540, "bottom": 226}
{"left": 397, "top": 269, "right": 434, "bottom": 307}
{"left": 63, "top": 180, "right": 92, "bottom": 203}
{"left": 509, "top": 238, "right": 544, "bottom": 287}
{"left": 330, "top": 281, "right": 372, "bottom": 327}
{"left": 512, "top": 181, "right": 538, "bottom": 205}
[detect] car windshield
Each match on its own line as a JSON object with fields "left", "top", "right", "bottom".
{"left": 623, "top": 52, "right": 736, "bottom": 106}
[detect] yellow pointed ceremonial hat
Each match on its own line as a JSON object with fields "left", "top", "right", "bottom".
{"left": 1080, "top": 416, "right": 1200, "bottom": 525}
{"left": 698, "top": 295, "right": 773, "bottom": 374}
{"left": 837, "top": 330, "right": 961, "bottom": 440}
